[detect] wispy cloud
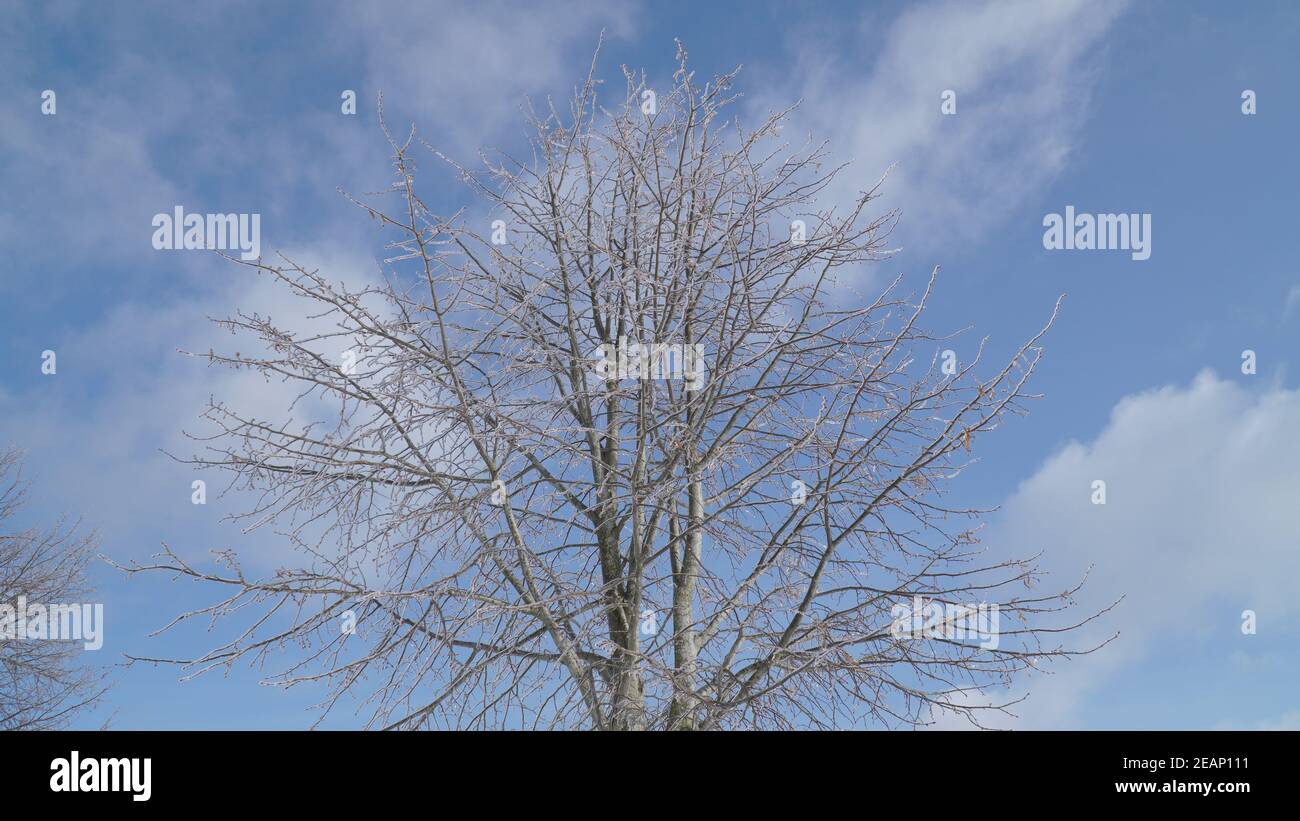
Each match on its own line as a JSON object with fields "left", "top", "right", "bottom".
{"left": 347, "top": 0, "right": 636, "bottom": 156}
{"left": 755, "top": 0, "right": 1128, "bottom": 251}
{"left": 974, "top": 371, "right": 1300, "bottom": 727}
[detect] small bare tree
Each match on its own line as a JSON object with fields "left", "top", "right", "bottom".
{"left": 0, "top": 449, "right": 106, "bottom": 729}
{"left": 125, "top": 43, "right": 1111, "bottom": 729}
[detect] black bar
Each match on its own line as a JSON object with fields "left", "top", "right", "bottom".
{"left": 3, "top": 730, "right": 1288, "bottom": 807}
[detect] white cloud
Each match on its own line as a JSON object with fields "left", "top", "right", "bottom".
{"left": 1284, "top": 285, "right": 1300, "bottom": 318}
{"left": 347, "top": 0, "right": 636, "bottom": 156}
{"left": 0, "top": 0, "right": 638, "bottom": 573}
{"left": 758, "top": 0, "right": 1128, "bottom": 250}
{"left": 968, "top": 371, "right": 1300, "bottom": 727}
{"left": 2, "top": 244, "right": 384, "bottom": 566}
{"left": 1216, "top": 709, "right": 1300, "bottom": 731}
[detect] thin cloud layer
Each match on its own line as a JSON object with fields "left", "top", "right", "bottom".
{"left": 760, "top": 0, "right": 1128, "bottom": 250}
{"left": 973, "top": 371, "right": 1300, "bottom": 727}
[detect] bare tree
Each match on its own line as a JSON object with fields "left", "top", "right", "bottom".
{"left": 0, "top": 449, "right": 106, "bottom": 729}
{"left": 124, "top": 42, "right": 1112, "bottom": 729}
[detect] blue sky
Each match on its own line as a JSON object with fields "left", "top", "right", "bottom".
{"left": 2, "top": 0, "right": 1298, "bottom": 729}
